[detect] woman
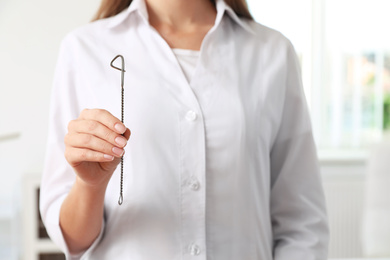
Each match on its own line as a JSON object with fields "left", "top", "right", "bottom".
{"left": 40, "top": 0, "right": 329, "bottom": 259}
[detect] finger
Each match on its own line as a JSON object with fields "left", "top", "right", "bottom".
{"left": 79, "top": 108, "right": 126, "bottom": 134}
{"left": 123, "top": 128, "right": 131, "bottom": 140}
{"left": 68, "top": 119, "right": 128, "bottom": 148}
{"left": 65, "top": 133, "right": 125, "bottom": 158}
{"left": 65, "top": 147, "right": 115, "bottom": 166}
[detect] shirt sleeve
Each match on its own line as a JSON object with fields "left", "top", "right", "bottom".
{"left": 269, "top": 41, "right": 329, "bottom": 260}
{"left": 39, "top": 34, "right": 105, "bottom": 259}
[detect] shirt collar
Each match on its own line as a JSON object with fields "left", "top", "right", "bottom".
{"left": 215, "top": 0, "right": 255, "bottom": 34}
{"left": 106, "top": 0, "right": 255, "bottom": 35}
{"left": 106, "top": 0, "right": 149, "bottom": 28}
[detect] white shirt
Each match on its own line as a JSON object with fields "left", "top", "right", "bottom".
{"left": 172, "top": 48, "right": 200, "bottom": 83}
{"left": 40, "top": 0, "right": 329, "bottom": 259}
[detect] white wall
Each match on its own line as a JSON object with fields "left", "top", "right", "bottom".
{"left": 0, "top": 1, "right": 99, "bottom": 257}
{"left": 0, "top": 0, "right": 100, "bottom": 208}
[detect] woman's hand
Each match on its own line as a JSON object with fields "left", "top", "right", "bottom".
{"left": 60, "top": 109, "right": 130, "bottom": 253}
{"left": 64, "top": 108, "right": 131, "bottom": 188}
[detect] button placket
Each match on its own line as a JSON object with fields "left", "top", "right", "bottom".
{"left": 180, "top": 107, "right": 207, "bottom": 260}
{"left": 189, "top": 244, "right": 201, "bottom": 256}
{"left": 187, "top": 177, "right": 200, "bottom": 191}
{"left": 189, "top": 181, "right": 200, "bottom": 191}
{"left": 185, "top": 110, "right": 198, "bottom": 121}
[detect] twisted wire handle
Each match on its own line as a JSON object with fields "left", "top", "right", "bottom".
{"left": 110, "top": 55, "right": 126, "bottom": 205}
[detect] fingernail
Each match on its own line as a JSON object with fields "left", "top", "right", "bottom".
{"left": 112, "top": 147, "right": 124, "bottom": 156}
{"left": 115, "top": 136, "right": 127, "bottom": 147}
{"left": 114, "top": 123, "right": 126, "bottom": 134}
{"left": 104, "top": 154, "right": 114, "bottom": 160}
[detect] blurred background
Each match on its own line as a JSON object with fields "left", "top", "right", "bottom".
{"left": 0, "top": 0, "right": 389, "bottom": 259}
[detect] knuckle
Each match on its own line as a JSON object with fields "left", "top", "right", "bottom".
{"left": 64, "top": 133, "right": 70, "bottom": 145}
{"left": 102, "top": 142, "right": 112, "bottom": 153}
{"left": 81, "top": 134, "right": 92, "bottom": 146}
{"left": 97, "top": 109, "right": 113, "bottom": 121}
{"left": 104, "top": 130, "right": 114, "bottom": 141}
{"left": 93, "top": 152, "right": 101, "bottom": 161}
{"left": 79, "top": 150, "right": 88, "bottom": 160}
{"left": 67, "top": 120, "right": 75, "bottom": 131}
{"left": 64, "top": 148, "right": 70, "bottom": 161}
{"left": 96, "top": 109, "right": 105, "bottom": 117}
{"left": 81, "top": 108, "right": 89, "bottom": 116}
{"left": 87, "top": 120, "right": 99, "bottom": 132}
{"left": 64, "top": 147, "right": 76, "bottom": 164}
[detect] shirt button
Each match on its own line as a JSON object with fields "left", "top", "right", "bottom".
{"left": 189, "top": 179, "right": 200, "bottom": 191}
{"left": 189, "top": 244, "right": 201, "bottom": 256}
{"left": 185, "top": 110, "right": 197, "bottom": 121}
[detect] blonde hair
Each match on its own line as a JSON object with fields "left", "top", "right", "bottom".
{"left": 92, "top": 0, "right": 252, "bottom": 21}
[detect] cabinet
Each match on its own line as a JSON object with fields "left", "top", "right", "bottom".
{"left": 23, "top": 174, "right": 65, "bottom": 260}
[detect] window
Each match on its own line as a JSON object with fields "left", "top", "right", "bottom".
{"left": 247, "top": 0, "right": 390, "bottom": 155}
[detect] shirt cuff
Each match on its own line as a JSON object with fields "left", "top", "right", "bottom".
{"left": 68, "top": 221, "right": 105, "bottom": 260}
{"left": 43, "top": 195, "right": 105, "bottom": 259}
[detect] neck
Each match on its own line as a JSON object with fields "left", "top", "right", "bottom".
{"left": 145, "top": 0, "right": 217, "bottom": 32}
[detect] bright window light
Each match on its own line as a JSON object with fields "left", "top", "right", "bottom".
{"left": 247, "top": 0, "right": 390, "bottom": 154}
